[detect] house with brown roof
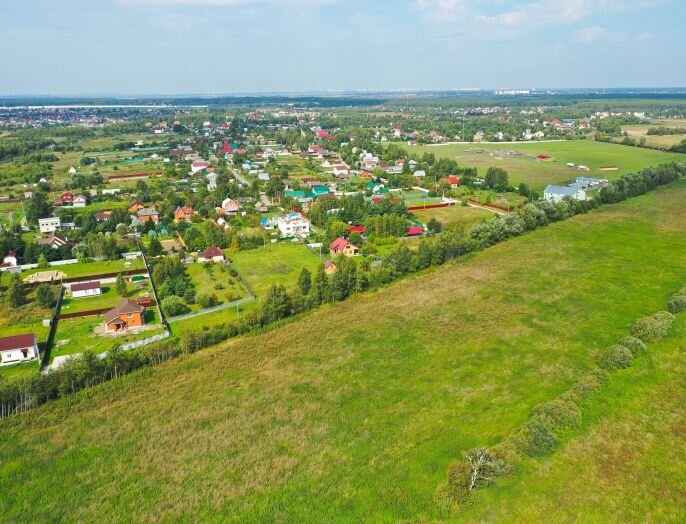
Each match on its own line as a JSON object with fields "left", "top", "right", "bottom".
{"left": 198, "top": 246, "right": 226, "bottom": 263}
{"left": 71, "top": 281, "right": 101, "bottom": 298}
{"left": 129, "top": 201, "right": 145, "bottom": 213}
{"left": 104, "top": 299, "right": 146, "bottom": 333}
{"left": 0, "top": 334, "right": 39, "bottom": 366}
{"left": 174, "top": 206, "right": 195, "bottom": 222}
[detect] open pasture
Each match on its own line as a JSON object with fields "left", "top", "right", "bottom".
{"left": 1, "top": 181, "right": 685, "bottom": 521}
{"left": 400, "top": 140, "right": 686, "bottom": 190}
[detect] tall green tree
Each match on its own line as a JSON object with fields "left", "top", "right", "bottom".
{"left": 36, "top": 284, "right": 56, "bottom": 309}
{"left": 297, "top": 267, "right": 312, "bottom": 295}
{"left": 6, "top": 273, "right": 26, "bottom": 307}
{"left": 115, "top": 274, "right": 127, "bottom": 297}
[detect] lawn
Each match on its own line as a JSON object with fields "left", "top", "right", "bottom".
{"left": 229, "top": 242, "right": 323, "bottom": 296}
{"left": 1, "top": 181, "right": 686, "bottom": 521}
{"left": 399, "top": 140, "right": 686, "bottom": 190}
{"left": 50, "top": 308, "right": 163, "bottom": 361}
{"left": 185, "top": 262, "right": 250, "bottom": 310}
{"left": 21, "top": 258, "right": 146, "bottom": 281}
{"left": 412, "top": 204, "right": 495, "bottom": 229}
{"left": 59, "top": 280, "right": 151, "bottom": 314}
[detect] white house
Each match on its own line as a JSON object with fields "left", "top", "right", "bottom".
{"left": 221, "top": 198, "right": 240, "bottom": 214}
{"left": 0, "top": 334, "right": 39, "bottom": 366}
{"left": 191, "top": 161, "right": 209, "bottom": 173}
{"left": 2, "top": 251, "right": 18, "bottom": 267}
{"left": 70, "top": 281, "right": 102, "bottom": 298}
{"left": 543, "top": 185, "right": 587, "bottom": 203}
{"left": 277, "top": 212, "right": 310, "bottom": 238}
{"left": 72, "top": 195, "right": 87, "bottom": 208}
{"left": 39, "top": 217, "right": 61, "bottom": 234}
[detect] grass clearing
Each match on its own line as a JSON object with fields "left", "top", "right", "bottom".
{"left": 229, "top": 242, "right": 323, "bottom": 296}
{"left": 399, "top": 140, "right": 686, "bottom": 190}
{"left": 185, "top": 262, "right": 250, "bottom": 309}
{"left": 20, "top": 258, "right": 145, "bottom": 281}
{"left": 413, "top": 204, "right": 495, "bottom": 228}
{"left": 1, "top": 181, "right": 686, "bottom": 520}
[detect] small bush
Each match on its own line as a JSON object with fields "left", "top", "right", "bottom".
{"left": 196, "top": 293, "right": 219, "bottom": 309}
{"left": 161, "top": 295, "right": 190, "bottom": 317}
{"left": 588, "top": 368, "right": 610, "bottom": 385}
{"left": 442, "top": 461, "right": 471, "bottom": 504}
{"left": 667, "top": 295, "right": 686, "bottom": 314}
{"left": 597, "top": 345, "right": 633, "bottom": 371}
{"left": 631, "top": 311, "right": 674, "bottom": 342}
{"left": 214, "top": 282, "right": 225, "bottom": 290}
{"left": 533, "top": 400, "right": 582, "bottom": 430}
{"left": 516, "top": 416, "right": 559, "bottom": 456}
{"left": 561, "top": 377, "right": 602, "bottom": 406}
{"left": 618, "top": 336, "right": 647, "bottom": 357}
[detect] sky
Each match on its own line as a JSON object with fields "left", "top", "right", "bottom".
{"left": 1, "top": 0, "right": 685, "bottom": 95}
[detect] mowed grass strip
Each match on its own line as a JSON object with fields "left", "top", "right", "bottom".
{"left": 1, "top": 182, "right": 686, "bottom": 521}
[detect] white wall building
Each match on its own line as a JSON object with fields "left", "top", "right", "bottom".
{"left": 38, "top": 217, "right": 61, "bottom": 234}
{"left": 543, "top": 185, "right": 587, "bottom": 203}
{"left": 277, "top": 212, "right": 310, "bottom": 238}
{"left": 0, "top": 334, "right": 39, "bottom": 366}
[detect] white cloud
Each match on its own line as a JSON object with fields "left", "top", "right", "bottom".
{"left": 574, "top": 26, "right": 608, "bottom": 43}
{"left": 416, "top": 0, "right": 656, "bottom": 28}
{"left": 118, "top": 0, "right": 334, "bottom": 6}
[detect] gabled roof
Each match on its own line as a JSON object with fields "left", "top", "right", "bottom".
{"left": 71, "top": 281, "right": 101, "bottom": 292}
{"left": 105, "top": 299, "right": 145, "bottom": 324}
{"left": 329, "top": 237, "right": 351, "bottom": 252}
{"left": 200, "top": 246, "right": 225, "bottom": 259}
{"left": 544, "top": 185, "right": 580, "bottom": 196}
{"left": 0, "top": 333, "right": 36, "bottom": 352}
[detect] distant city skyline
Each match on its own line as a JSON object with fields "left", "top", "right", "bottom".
{"left": 2, "top": 0, "right": 685, "bottom": 95}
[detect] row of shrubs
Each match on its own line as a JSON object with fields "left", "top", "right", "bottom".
{"left": 436, "top": 298, "right": 681, "bottom": 513}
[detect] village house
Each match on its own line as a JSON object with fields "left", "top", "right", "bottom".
{"left": 220, "top": 198, "right": 240, "bottom": 215}
{"left": 94, "top": 211, "right": 111, "bottom": 223}
{"left": 71, "top": 281, "right": 102, "bottom": 298}
{"left": 129, "top": 201, "right": 145, "bottom": 213}
{"left": 0, "top": 251, "right": 19, "bottom": 270}
{"left": 191, "top": 161, "right": 209, "bottom": 173}
{"left": 198, "top": 246, "right": 226, "bottom": 263}
{"left": 443, "top": 176, "right": 461, "bottom": 188}
{"left": 329, "top": 237, "right": 360, "bottom": 257}
{"left": 54, "top": 192, "right": 74, "bottom": 206}
{"left": 72, "top": 194, "right": 87, "bottom": 208}
{"left": 174, "top": 206, "right": 195, "bottom": 222}
{"left": 0, "top": 334, "right": 39, "bottom": 366}
{"left": 543, "top": 184, "right": 587, "bottom": 203}
{"left": 104, "top": 299, "right": 146, "bottom": 333}
{"left": 277, "top": 212, "right": 310, "bottom": 238}
{"left": 36, "top": 235, "right": 68, "bottom": 249}
{"left": 38, "top": 217, "right": 61, "bottom": 234}
{"left": 324, "top": 259, "right": 337, "bottom": 274}
{"left": 136, "top": 207, "right": 160, "bottom": 224}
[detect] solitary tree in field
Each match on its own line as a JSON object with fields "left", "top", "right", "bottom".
{"left": 115, "top": 274, "right": 127, "bottom": 297}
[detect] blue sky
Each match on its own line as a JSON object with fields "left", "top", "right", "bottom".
{"left": 1, "top": 0, "right": 684, "bottom": 95}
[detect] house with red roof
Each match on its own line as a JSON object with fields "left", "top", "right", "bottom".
{"left": 443, "top": 176, "right": 461, "bottom": 188}
{"left": 0, "top": 334, "right": 39, "bottom": 366}
{"left": 348, "top": 225, "right": 365, "bottom": 234}
{"left": 329, "top": 237, "right": 360, "bottom": 257}
{"left": 407, "top": 226, "right": 423, "bottom": 237}
{"left": 70, "top": 281, "right": 102, "bottom": 298}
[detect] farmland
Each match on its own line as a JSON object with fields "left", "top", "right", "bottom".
{"left": 1, "top": 180, "right": 685, "bottom": 521}
{"left": 399, "top": 140, "right": 686, "bottom": 190}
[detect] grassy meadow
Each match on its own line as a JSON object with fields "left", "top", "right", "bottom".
{"left": 400, "top": 140, "right": 686, "bottom": 190}
{"left": 1, "top": 181, "right": 686, "bottom": 521}
{"left": 229, "top": 242, "right": 323, "bottom": 296}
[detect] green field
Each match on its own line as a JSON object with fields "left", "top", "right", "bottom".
{"left": 400, "top": 140, "right": 686, "bottom": 190}
{"left": 1, "top": 180, "right": 685, "bottom": 521}
{"left": 59, "top": 280, "right": 151, "bottom": 314}
{"left": 51, "top": 308, "right": 163, "bottom": 361}
{"left": 229, "top": 242, "right": 323, "bottom": 296}
{"left": 185, "top": 262, "right": 250, "bottom": 309}
{"left": 412, "top": 204, "right": 495, "bottom": 229}
{"left": 21, "top": 258, "right": 145, "bottom": 281}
